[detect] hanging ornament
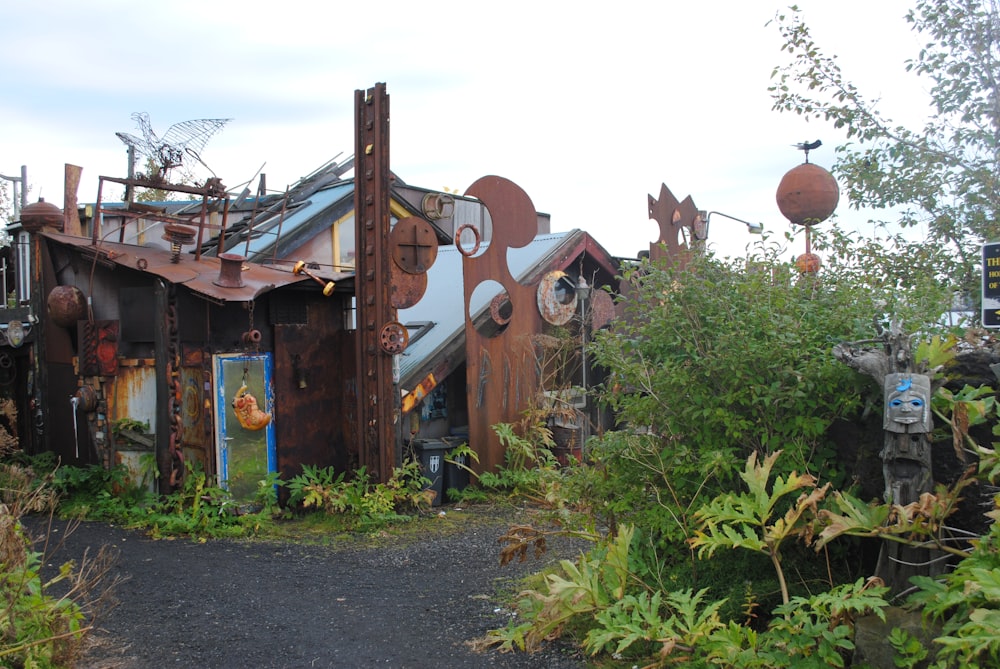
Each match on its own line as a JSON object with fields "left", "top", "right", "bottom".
{"left": 776, "top": 150, "right": 839, "bottom": 275}
{"left": 232, "top": 384, "right": 271, "bottom": 431}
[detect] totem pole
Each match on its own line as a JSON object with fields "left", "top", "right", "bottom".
{"left": 833, "top": 321, "right": 937, "bottom": 591}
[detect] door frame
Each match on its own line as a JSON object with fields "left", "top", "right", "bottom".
{"left": 213, "top": 352, "right": 276, "bottom": 499}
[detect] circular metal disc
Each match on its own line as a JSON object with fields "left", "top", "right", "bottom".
{"left": 536, "top": 270, "right": 577, "bottom": 326}
{"left": 390, "top": 216, "right": 438, "bottom": 274}
{"left": 391, "top": 262, "right": 428, "bottom": 308}
{"left": 588, "top": 288, "right": 616, "bottom": 330}
{"left": 379, "top": 321, "right": 409, "bottom": 355}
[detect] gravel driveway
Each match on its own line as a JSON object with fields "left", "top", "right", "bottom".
{"left": 27, "top": 506, "right": 588, "bottom": 669}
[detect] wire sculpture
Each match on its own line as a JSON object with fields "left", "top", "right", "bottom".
{"left": 116, "top": 112, "right": 232, "bottom": 180}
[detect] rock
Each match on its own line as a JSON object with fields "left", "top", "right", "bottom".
{"left": 853, "top": 606, "right": 940, "bottom": 669}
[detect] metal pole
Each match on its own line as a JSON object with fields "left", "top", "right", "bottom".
{"left": 0, "top": 165, "right": 27, "bottom": 219}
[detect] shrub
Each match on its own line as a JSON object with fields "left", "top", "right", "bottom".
{"left": 0, "top": 463, "right": 119, "bottom": 668}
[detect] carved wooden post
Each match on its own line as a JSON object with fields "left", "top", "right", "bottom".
{"left": 833, "top": 321, "right": 936, "bottom": 592}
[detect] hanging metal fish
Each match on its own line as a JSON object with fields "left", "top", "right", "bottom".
{"left": 232, "top": 384, "right": 271, "bottom": 431}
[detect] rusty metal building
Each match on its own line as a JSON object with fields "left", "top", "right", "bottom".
{"left": 26, "top": 194, "right": 357, "bottom": 500}
{"left": 4, "top": 82, "right": 652, "bottom": 496}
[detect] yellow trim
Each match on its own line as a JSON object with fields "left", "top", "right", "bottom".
{"left": 330, "top": 210, "right": 354, "bottom": 271}
{"left": 389, "top": 199, "right": 410, "bottom": 220}
{"left": 330, "top": 197, "right": 410, "bottom": 272}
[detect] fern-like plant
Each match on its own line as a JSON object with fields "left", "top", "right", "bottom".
{"left": 688, "top": 450, "right": 829, "bottom": 604}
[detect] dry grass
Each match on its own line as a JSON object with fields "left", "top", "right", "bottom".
{"left": 0, "top": 462, "right": 123, "bottom": 668}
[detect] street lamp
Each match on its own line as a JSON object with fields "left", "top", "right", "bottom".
{"left": 576, "top": 275, "right": 590, "bottom": 390}
{"left": 696, "top": 210, "right": 765, "bottom": 241}
{"left": 575, "top": 274, "right": 591, "bottom": 457}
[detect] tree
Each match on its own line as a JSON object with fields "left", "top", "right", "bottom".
{"left": 585, "top": 234, "right": 951, "bottom": 556}
{"left": 0, "top": 182, "right": 14, "bottom": 248}
{"left": 769, "top": 1, "right": 1000, "bottom": 299}
{"left": 0, "top": 181, "right": 11, "bottom": 225}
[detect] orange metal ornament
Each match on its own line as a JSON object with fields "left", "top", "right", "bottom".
{"left": 232, "top": 384, "right": 271, "bottom": 431}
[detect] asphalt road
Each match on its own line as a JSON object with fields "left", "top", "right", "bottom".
{"left": 26, "top": 507, "right": 587, "bottom": 669}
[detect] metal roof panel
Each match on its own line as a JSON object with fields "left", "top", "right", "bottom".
{"left": 41, "top": 230, "right": 354, "bottom": 303}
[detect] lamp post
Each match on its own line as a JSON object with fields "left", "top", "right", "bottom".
{"left": 576, "top": 275, "right": 591, "bottom": 456}
{"left": 696, "top": 210, "right": 765, "bottom": 240}
{"left": 576, "top": 275, "right": 591, "bottom": 393}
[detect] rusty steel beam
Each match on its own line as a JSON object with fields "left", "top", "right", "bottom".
{"left": 353, "top": 83, "right": 397, "bottom": 483}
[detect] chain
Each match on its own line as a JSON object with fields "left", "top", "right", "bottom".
{"left": 166, "top": 285, "right": 184, "bottom": 489}
{"left": 241, "top": 300, "right": 259, "bottom": 384}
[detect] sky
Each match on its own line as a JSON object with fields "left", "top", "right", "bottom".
{"left": 0, "top": 0, "right": 929, "bottom": 260}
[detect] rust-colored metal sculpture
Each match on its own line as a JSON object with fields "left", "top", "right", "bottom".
{"left": 353, "top": 83, "right": 397, "bottom": 482}
{"left": 536, "top": 270, "right": 578, "bottom": 326}
{"left": 21, "top": 198, "right": 63, "bottom": 233}
{"left": 78, "top": 320, "right": 119, "bottom": 377}
{"left": 214, "top": 253, "right": 246, "bottom": 288}
{"left": 390, "top": 216, "right": 438, "bottom": 274}
{"left": 64, "top": 164, "right": 83, "bottom": 236}
{"left": 776, "top": 158, "right": 839, "bottom": 274}
{"left": 292, "top": 260, "right": 335, "bottom": 296}
{"left": 389, "top": 215, "right": 437, "bottom": 309}
{"left": 390, "top": 264, "right": 428, "bottom": 309}
{"left": 47, "top": 285, "right": 87, "bottom": 328}
{"left": 462, "top": 176, "right": 542, "bottom": 474}
{"left": 647, "top": 183, "right": 701, "bottom": 268}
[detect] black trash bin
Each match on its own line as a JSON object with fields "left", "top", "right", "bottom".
{"left": 443, "top": 440, "right": 470, "bottom": 503}
{"left": 411, "top": 439, "right": 448, "bottom": 506}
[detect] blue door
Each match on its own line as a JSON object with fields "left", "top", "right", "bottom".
{"left": 214, "top": 352, "right": 276, "bottom": 502}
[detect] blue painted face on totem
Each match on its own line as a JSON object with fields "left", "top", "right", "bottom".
{"left": 884, "top": 374, "right": 932, "bottom": 434}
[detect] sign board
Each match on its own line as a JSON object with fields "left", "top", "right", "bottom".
{"left": 983, "top": 243, "right": 1000, "bottom": 327}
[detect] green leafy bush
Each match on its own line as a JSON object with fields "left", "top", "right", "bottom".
{"left": 0, "top": 463, "right": 119, "bottom": 668}
{"left": 907, "top": 497, "right": 1000, "bottom": 667}
{"left": 285, "top": 461, "right": 432, "bottom": 529}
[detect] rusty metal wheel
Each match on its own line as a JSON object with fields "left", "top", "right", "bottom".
{"left": 379, "top": 321, "right": 409, "bottom": 355}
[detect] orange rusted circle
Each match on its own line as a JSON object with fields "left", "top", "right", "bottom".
{"left": 536, "top": 270, "right": 578, "bottom": 326}
{"left": 776, "top": 163, "right": 840, "bottom": 226}
{"left": 455, "top": 224, "right": 481, "bottom": 257}
{"left": 47, "top": 285, "right": 87, "bottom": 328}
{"left": 490, "top": 292, "right": 512, "bottom": 325}
{"left": 795, "top": 252, "right": 822, "bottom": 274}
{"left": 379, "top": 321, "right": 409, "bottom": 355}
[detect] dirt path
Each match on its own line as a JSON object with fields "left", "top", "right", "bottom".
{"left": 27, "top": 507, "right": 586, "bottom": 669}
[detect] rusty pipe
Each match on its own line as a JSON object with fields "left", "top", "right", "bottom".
{"left": 292, "top": 260, "right": 335, "bottom": 296}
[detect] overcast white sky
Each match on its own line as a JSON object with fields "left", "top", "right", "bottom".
{"left": 1, "top": 0, "right": 927, "bottom": 259}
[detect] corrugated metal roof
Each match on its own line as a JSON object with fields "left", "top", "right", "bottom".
{"left": 398, "top": 231, "right": 575, "bottom": 385}
{"left": 242, "top": 182, "right": 354, "bottom": 258}
{"left": 41, "top": 230, "right": 354, "bottom": 303}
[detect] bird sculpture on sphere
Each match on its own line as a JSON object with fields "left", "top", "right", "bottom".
{"left": 116, "top": 112, "right": 232, "bottom": 181}
{"left": 793, "top": 139, "right": 823, "bottom": 163}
